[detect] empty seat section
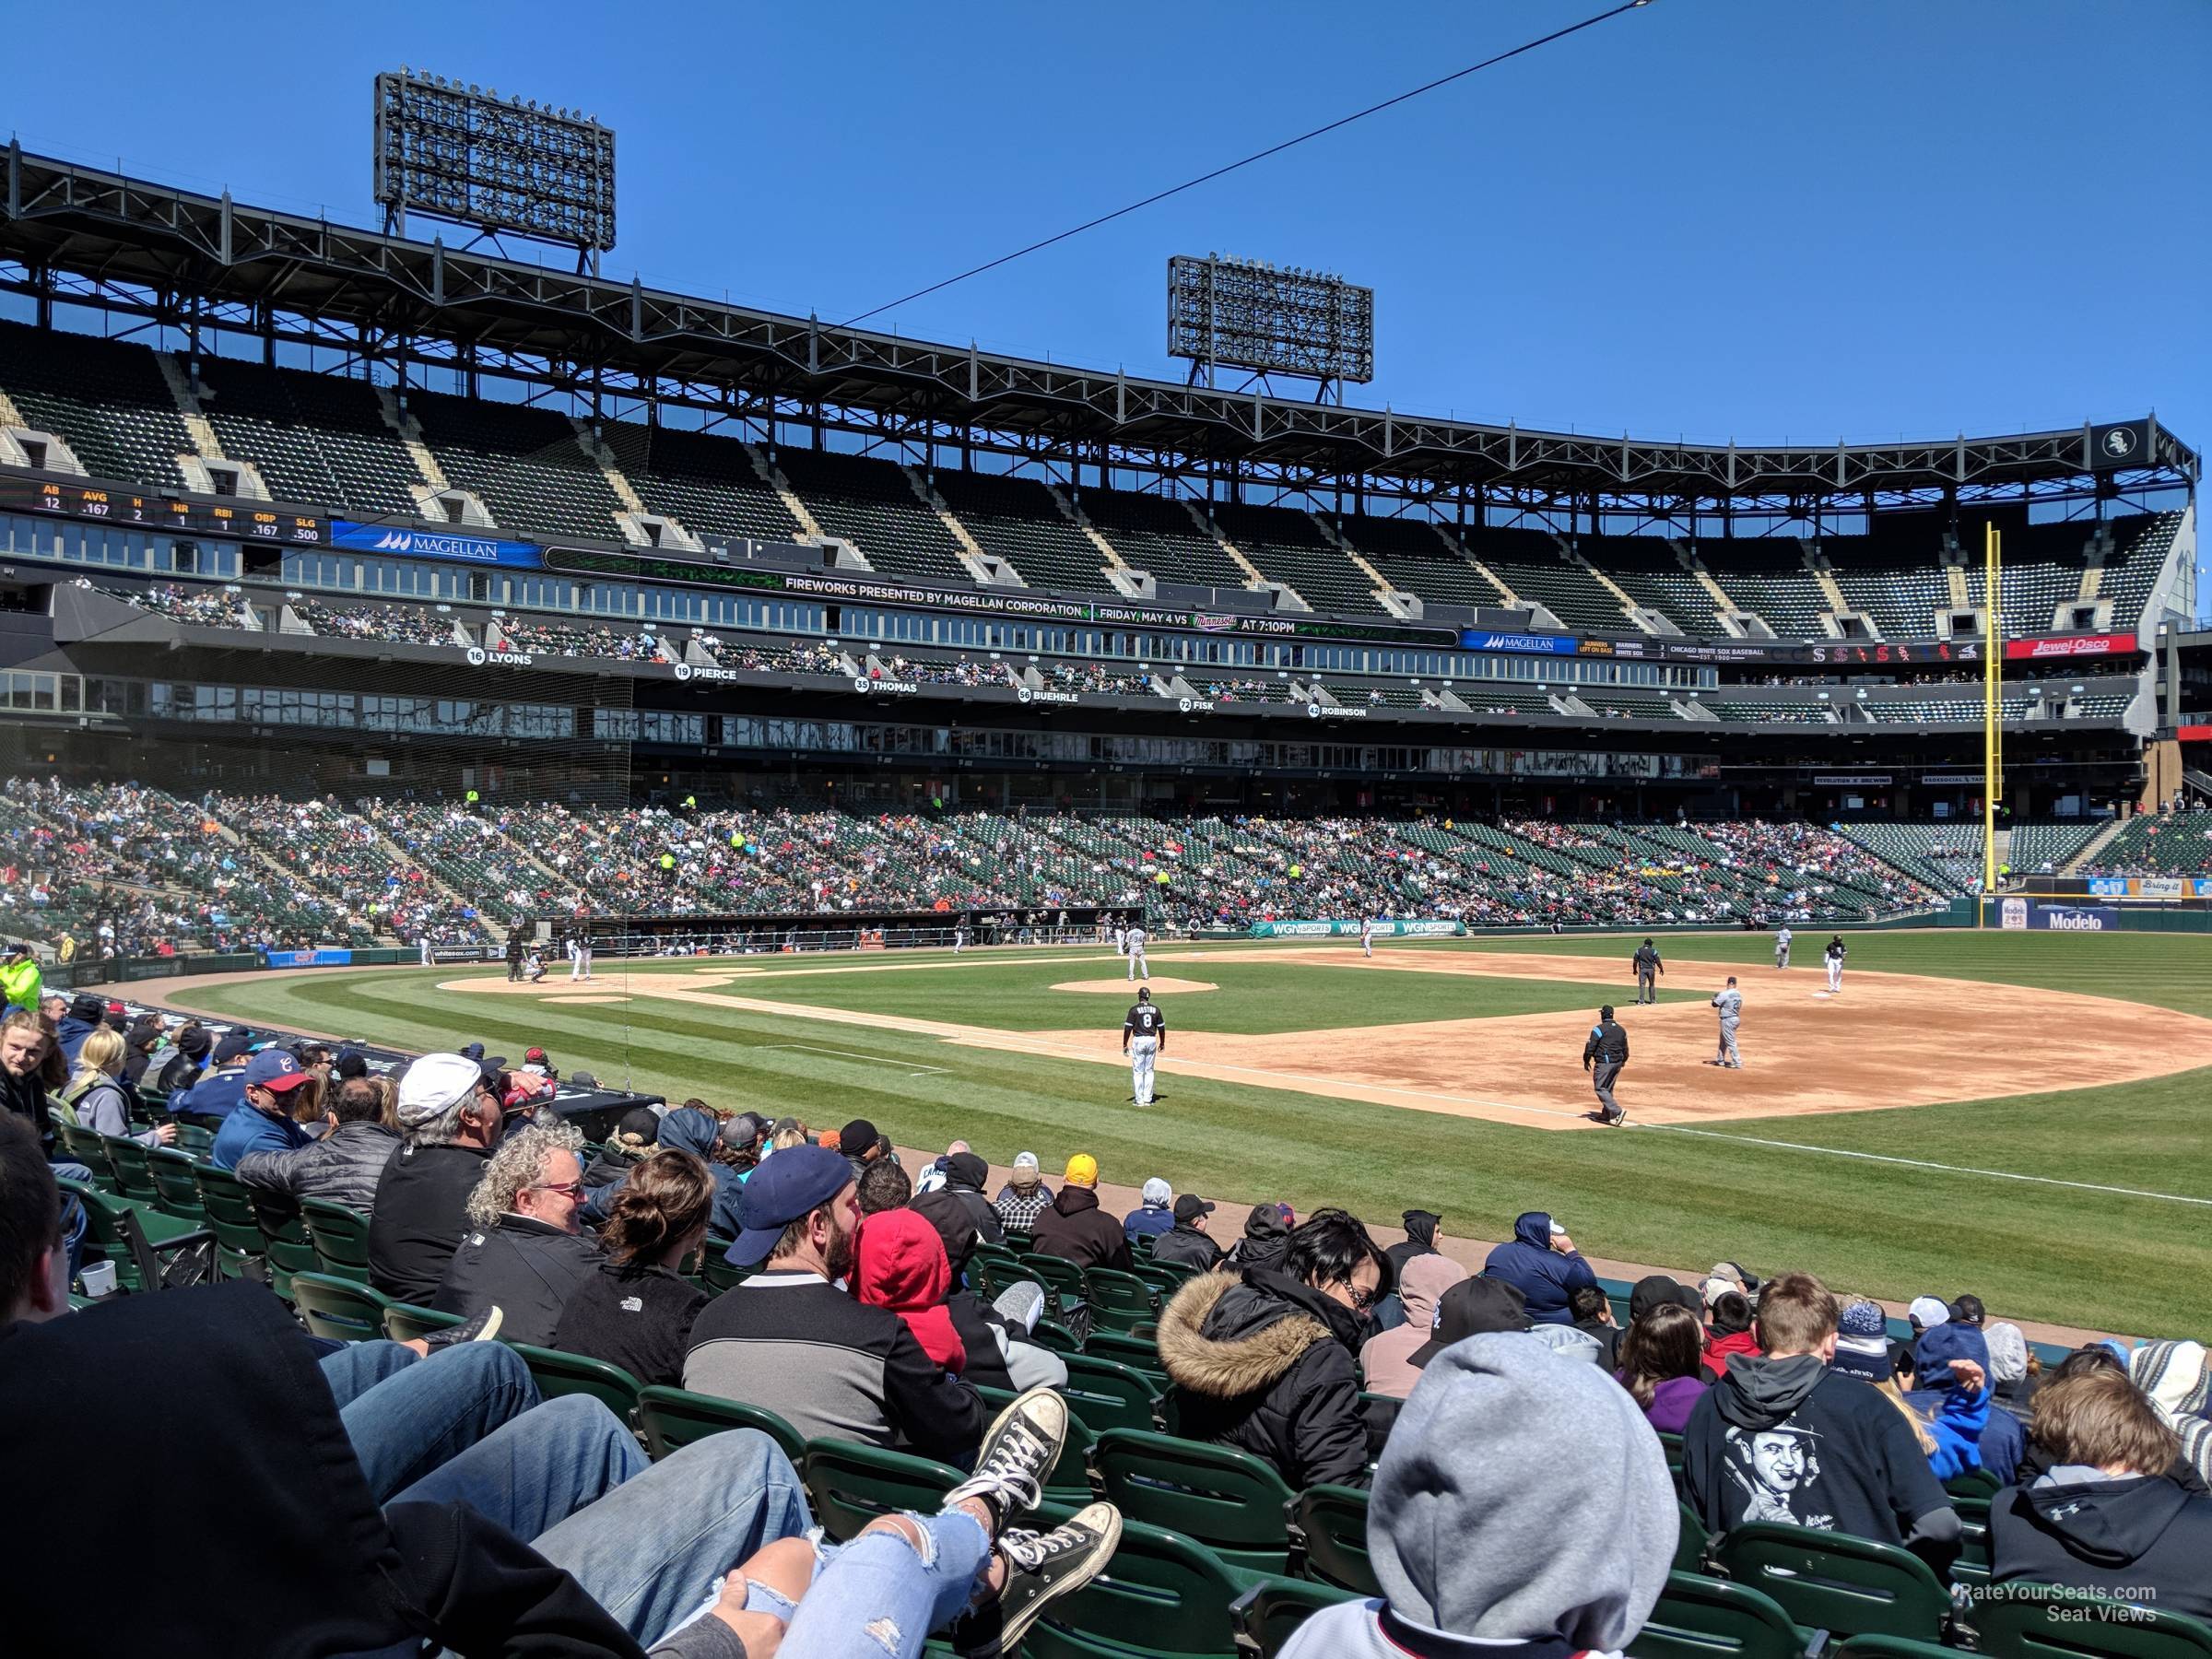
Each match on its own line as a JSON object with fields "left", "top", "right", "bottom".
{"left": 1342, "top": 516, "right": 1504, "bottom": 609}
{"left": 1466, "top": 529, "right": 1630, "bottom": 632}
{"left": 768, "top": 447, "right": 972, "bottom": 586}
{"left": 2008, "top": 820, "right": 2106, "bottom": 874}
{"left": 0, "top": 321, "right": 193, "bottom": 490}
{"left": 1579, "top": 537, "right": 1704, "bottom": 632}
{"left": 928, "top": 470, "right": 1110, "bottom": 594}
{"left": 406, "top": 390, "right": 623, "bottom": 542}
{"left": 2098, "top": 511, "right": 2184, "bottom": 628}
{"left": 1706, "top": 700, "right": 1834, "bottom": 724}
{"left": 1077, "top": 491, "right": 1251, "bottom": 592}
{"left": 1212, "top": 503, "right": 1384, "bottom": 615}
{"left": 1965, "top": 519, "right": 2084, "bottom": 636}
{"left": 193, "top": 357, "right": 420, "bottom": 518}
{"left": 1697, "top": 545, "right": 1827, "bottom": 638}
{"left": 1826, "top": 523, "right": 1950, "bottom": 638}
{"left": 598, "top": 422, "right": 804, "bottom": 545}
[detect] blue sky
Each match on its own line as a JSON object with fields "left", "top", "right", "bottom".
{"left": 8, "top": 0, "right": 2209, "bottom": 451}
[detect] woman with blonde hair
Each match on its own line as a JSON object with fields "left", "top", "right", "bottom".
{"left": 61, "top": 1026, "right": 176, "bottom": 1148}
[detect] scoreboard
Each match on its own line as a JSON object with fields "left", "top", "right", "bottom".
{"left": 0, "top": 476, "right": 326, "bottom": 544}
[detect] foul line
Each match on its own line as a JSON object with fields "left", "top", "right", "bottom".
{"left": 760, "top": 1042, "right": 950, "bottom": 1076}
{"left": 1634, "top": 1122, "right": 2212, "bottom": 1207}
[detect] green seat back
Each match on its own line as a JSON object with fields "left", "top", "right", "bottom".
{"left": 1031, "top": 1318, "right": 1083, "bottom": 1356}
{"left": 1837, "top": 1638, "right": 1972, "bottom": 1659}
{"left": 800, "top": 1440, "right": 963, "bottom": 1544}
{"left": 55, "top": 1121, "right": 111, "bottom": 1173}
{"left": 173, "top": 1123, "right": 215, "bottom": 1156}
{"left": 1229, "top": 1578, "right": 1360, "bottom": 1659}
{"left": 1084, "top": 1329, "right": 1169, "bottom": 1383}
{"left": 103, "top": 1136, "right": 159, "bottom": 1202}
{"left": 636, "top": 1384, "right": 807, "bottom": 1468}
{"left": 1288, "top": 1482, "right": 1378, "bottom": 1595}
{"left": 146, "top": 1148, "right": 206, "bottom": 1221}
{"left": 1085, "top": 1268, "right": 1161, "bottom": 1334}
{"left": 301, "top": 1199, "right": 372, "bottom": 1281}
{"left": 245, "top": 1188, "right": 317, "bottom": 1300}
{"left": 382, "top": 1302, "right": 465, "bottom": 1345}
{"left": 1712, "top": 1521, "right": 1950, "bottom": 1641}
{"left": 1002, "top": 1230, "right": 1036, "bottom": 1253}
{"left": 507, "top": 1343, "right": 643, "bottom": 1421}
{"left": 1674, "top": 1499, "right": 1710, "bottom": 1572}
{"left": 1628, "top": 1570, "right": 1806, "bottom": 1659}
{"left": 1062, "top": 1353, "right": 1163, "bottom": 1435}
{"left": 290, "top": 1271, "right": 394, "bottom": 1342}
{"left": 192, "top": 1166, "right": 270, "bottom": 1264}
{"left": 1971, "top": 1584, "right": 2212, "bottom": 1659}
{"left": 1022, "top": 1512, "right": 1248, "bottom": 1658}
{"left": 1089, "top": 1428, "right": 1295, "bottom": 1571}
{"left": 700, "top": 1241, "right": 751, "bottom": 1295}
{"left": 1952, "top": 1494, "right": 1992, "bottom": 1585}
{"left": 1946, "top": 1467, "right": 2001, "bottom": 1500}
{"left": 974, "top": 1384, "right": 1097, "bottom": 1502}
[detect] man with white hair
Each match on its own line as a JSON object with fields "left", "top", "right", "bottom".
{"left": 433, "top": 1119, "right": 603, "bottom": 1345}
{"left": 1124, "top": 1177, "right": 1175, "bottom": 1248}
{"left": 369, "top": 1053, "right": 508, "bottom": 1305}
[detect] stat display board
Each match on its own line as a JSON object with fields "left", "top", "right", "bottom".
{"left": 0, "top": 476, "right": 325, "bottom": 544}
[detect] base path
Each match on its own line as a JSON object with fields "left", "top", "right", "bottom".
{"left": 441, "top": 946, "right": 2212, "bottom": 1131}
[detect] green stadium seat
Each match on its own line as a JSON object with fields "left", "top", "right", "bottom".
{"left": 54, "top": 1121, "right": 112, "bottom": 1178}
{"left": 1031, "top": 1317, "right": 1083, "bottom": 1356}
{"left": 1946, "top": 1467, "right": 2001, "bottom": 1500}
{"left": 700, "top": 1241, "right": 751, "bottom": 1295}
{"left": 63, "top": 1180, "right": 214, "bottom": 1296}
{"left": 636, "top": 1384, "right": 808, "bottom": 1467}
{"left": 507, "top": 1343, "right": 644, "bottom": 1421}
{"left": 1628, "top": 1570, "right": 1806, "bottom": 1659}
{"left": 1286, "top": 1483, "right": 1377, "bottom": 1595}
{"left": 1952, "top": 1494, "right": 1992, "bottom": 1585}
{"left": 146, "top": 1148, "right": 207, "bottom": 1222}
{"left": 172, "top": 1123, "right": 216, "bottom": 1157}
{"left": 1022, "top": 1512, "right": 1289, "bottom": 1658}
{"left": 102, "top": 1135, "right": 160, "bottom": 1203}
{"left": 801, "top": 1440, "right": 964, "bottom": 1544}
{"left": 290, "top": 1271, "right": 394, "bottom": 1342}
{"left": 246, "top": 1188, "right": 318, "bottom": 1303}
{"left": 1711, "top": 1521, "right": 1951, "bottom": 1642}
{"left": 1022, "top": 1253, "right": 1090, "bottom": 1320}
{"left": 191, "top": 1164, "right": 270, "bottom": 1282}
{"left": 1836, "top": 1639, "right": 1967, "bottom": 1659}
{"left": 1089, "top": 1428, "right": 1296, "bottom": 1572}
{"left": 1085, "top": 1268, "right": 1161, "bottom": 1334}
{"left": 1969, "top": 1585, "right": 2212, "bottom": 1659}
{"left": 382, "top": 1302, "right": 465, "bottom": 1345}
{"left": 300, "top": 1198, "right": 372, "bottom": 1283}
{"left": 1083, "top": 1329, "right": 1169, "bottom": 1383}
{"left": 1062, "top": 1353, "right": 1164, "bottom": 1434}
{"left": 1674, "top": 1500, "right": 1711, "bottom": 1573}
{"left": 1003, "top": 1230, "right": 1037, "bottom": 1253}
{"left": 1228, "top": 1577, "right": 1360, "bottom": 1657}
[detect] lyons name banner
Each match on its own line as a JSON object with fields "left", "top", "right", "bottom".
{"left": 1247, "top": 919, "right": 1466, "bottom": 938}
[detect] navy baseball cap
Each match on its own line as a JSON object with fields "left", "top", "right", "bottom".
{"left": 213, "top": 1030, "right": 256, "bottom": 1065}
{"left": 243, "top": 1049, "right": 311, "bottom": 1093}
{"left": 725, "top": 1144, "right": 853, "bottom": 1268}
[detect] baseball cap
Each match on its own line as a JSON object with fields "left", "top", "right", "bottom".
{"left": 67, "top": 992, "right": 106, "bottom": 1024}
{"left": 1411, "top": 1277, "right": 1532, "bottom": 1367}
{"left": 334, "top": 1047, "right": 371, "bottom": 1080}
{"left": 1598, "top": 1005, "right": 1614, "bottom": 1019}
{"left": 1012, "top": 1150, "right": 1040, "bottom": 1172}
{"left": 524, "top": 1046, "right": 548, "bottom": 1065}
{"left": 728, "top": 1144, "right": 853, "bottom": 1267}
{"left": 395, "top": 1053, "right": 487, "bottom": 1128}
{"left": 1141, "top": 1177, "right": 1172, "bottom": 1206}
{"left": 1907, "top": 1295, "right": 1951, "bottom": 1330}
{"left": 243, "top": 1049, "right": 311, "bottom": 1093}
{"left": 212, "top": 1031, "right": 256, "bottom": 1065}
{"left": 839, "top": 1118, "right": 879, "bottom": 1158}
{"left": 1065, "top": 1153, "right": 1099, "bottom": 1187}
{"left": 1172, "top": 1194, "right": 1215, "bottom": 1223}
{"left": 459, "top": 1042, "right": 486, "bottom": 1062}
{"left": 176, "top": 1028, "right": 212, "bottom": 1062}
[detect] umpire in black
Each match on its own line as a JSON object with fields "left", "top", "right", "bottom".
{"left": 1583, "top": 1005, "right": 1630, "bottom": 1126}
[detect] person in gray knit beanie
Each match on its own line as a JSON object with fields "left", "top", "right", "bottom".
{"left": 1280, "top": 1331, "right": 1677, "bottom": 1658}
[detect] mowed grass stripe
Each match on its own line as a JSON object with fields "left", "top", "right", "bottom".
{"left": 173, "top": 959, "right": 2212, "bottom": 1335}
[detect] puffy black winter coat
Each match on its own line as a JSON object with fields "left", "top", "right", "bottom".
{"left": 1157, "top": 1266, "right": 1371, "bottom": 1490}
{"left": 236, "top": 1121, "right": 400, "bottom": 1214}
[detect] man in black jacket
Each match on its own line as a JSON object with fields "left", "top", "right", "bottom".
{"left": 1682, "top": 1271, "right": 1959, "bottom": 1571}
{"left": 1990, "top": 1369, "right": 2212, "bottom": 1619}
{"left": 1150, "top": 1194, "right": 1224, "bottom": 1271}
{"left": 1157, "top": 1207, "right": 1387, "bottom": 1490}
{"left": 371, "top": 1052, "right": 507, "bottom": 1304}
{"left": 686, "top": 1144, "right": 985, "bottom": 1466}
{"left": 941, "top": 1148, "right": 1006, "bottom": 1245}
{"left": 434, "top": 1120, "right": 605, "bottom": 1345}
{"left": 1030, "top": 1153, "right": 1133, "bottom": 1271}
{"left": 1583, "top": 1004, "right": 1630, "bottom": 1125}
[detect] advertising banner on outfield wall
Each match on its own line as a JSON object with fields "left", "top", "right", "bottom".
{"left": 260, "top": 948, "right": 356, "bottom": 968}
{"left": 1248, "top": 919, "right": 1466, "bottom": 938}
{"left": 1999, "top": 899, "right": 2121, "bottom": 931}
{"left": 2003, "top": 632, "right": 2138, "bottom": 661}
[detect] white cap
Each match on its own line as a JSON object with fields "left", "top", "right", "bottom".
{"left": 1012, "top": 1150, "right": 1040, "bottom": 1171}
{"left": 1908, "top": 1295, "right": 1951, "bottom": 1328}
{"left": 1700, "top": 1277, "right": 1736, "bottom": 1309}
{"left": 1547, "top": 1218, "right": 1567, "bottom": 1235}
{"left": 1142, "top": 1177, "right": 1172, "bottom": 1206}
{"left": 395, "top": 1052, "right": 482, "bottom": 1127}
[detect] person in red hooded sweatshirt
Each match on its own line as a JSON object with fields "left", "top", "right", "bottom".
{"left": 1702, "top": 1283, "right": 1761, "bottom": 1377}
{"left": 853, "top": 1206, "right": 968, "bottom": 1377}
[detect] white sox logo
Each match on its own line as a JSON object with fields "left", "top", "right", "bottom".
{"left": 2102, "top": 427, "right": 2137, "bottom": 460}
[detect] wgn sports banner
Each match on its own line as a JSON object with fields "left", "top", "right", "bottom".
{"left": 1248, "top": 920, "right": 1466, "bottom": 938}
{"left": 260, "top": 947, "right": 356, "bottom": 968}
{"left": 1998, "top": 898, "right": 2120, "bottom": 932}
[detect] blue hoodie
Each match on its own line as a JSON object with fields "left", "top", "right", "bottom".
{"left": 614, "top": 1108, "right": 743, "bottom": 1241}
{"left": 1479, "top": 1210, "right": 1594, "bottom": 1326}
{"left": 1909, "top": 1321, "right": 2018, "bottom": 1482}
{"left": 56, "top": 1013, "right": 104, "bottom": 1067}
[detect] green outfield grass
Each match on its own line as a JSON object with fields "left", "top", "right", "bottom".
{"left": 171, "top": 930, "right": 2212, "bottom": 1338}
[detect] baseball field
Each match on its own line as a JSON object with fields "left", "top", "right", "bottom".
{"left": 161, "top": 928, "right": 2212, "bottom": 1339}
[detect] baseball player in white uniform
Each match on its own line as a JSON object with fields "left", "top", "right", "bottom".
{"left": 1774, "top": 925, "right": 1793, "bottom": 970}
{"left": 1124, "top": 921, "right": 1148, "bottom": 982}
{"left": 565, "top": 931, "right": 582, "bottom": 981}
{"left": 1823, "top": 935, "right": 1846, "bottom": 994}
{"left": 1707, "top": 975, "right": 1743, "bottom": 1068}
{"left": 1124, "top": 986, "right": 1165, "bottom": 1106}
{"left": 1359, "top": 917, "right": 1376, "bottom": 959}
{"left": 1112, "top": 920, "right": 1127, "bottom": 958}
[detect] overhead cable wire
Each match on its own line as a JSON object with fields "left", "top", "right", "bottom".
{"left": 836, "top": 0, "right": 1653, "bottom": 329}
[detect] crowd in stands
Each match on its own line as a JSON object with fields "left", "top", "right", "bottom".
{"left": 292, "top": 597, "right": 462, "bottom": 647}
{"left": 495, "top": 618, "right": 671, "bottom": 662}
{"left": 691, "top": 634, "right": 850, "bottom": 677}
{"left": 7, "top": 1002, "right": 2210, "bottom": 1654}
{"left": 95, "top": 579, "right": 258, "bottom": 629}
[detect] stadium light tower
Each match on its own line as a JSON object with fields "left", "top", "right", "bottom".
{"left": 372, "top": 68, "right": 617, "bottom": 273}
{"left": 1167, "top": 253, "right": 1375, "bottom": 404}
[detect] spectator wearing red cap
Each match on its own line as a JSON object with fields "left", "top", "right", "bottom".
{"left": 207, "top": 1049, "right": 316, "bottom": 1170}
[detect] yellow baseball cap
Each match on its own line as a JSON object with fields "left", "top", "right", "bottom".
{"left": 1065, "top": 1153, "right": 1099, "bottom": 1187}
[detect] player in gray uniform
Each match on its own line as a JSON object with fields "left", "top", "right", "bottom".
{"left": 1774, "top": 924, "right": 1793, "bottom": 970}
{"left": 1582, "top": 1004, "right": 1630, "bottom": 1126}
{"left": 1630, "top": 938, "right": 1664, "bottom": 1005}
{"left": 1707, "top": 975, "right": 1743, "bottom": 1068}
{"left": 1123, "top": 987, "right": 1165, "bottom": 1107}
{"left": 1124, "top": 921, "right": 1148, "bottom": 982}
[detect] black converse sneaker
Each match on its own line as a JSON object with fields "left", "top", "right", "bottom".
{"left": 422, "top": 1304, "right": 504, "bottom": 1351}
{"left": 955, "top": 1502, "right": 1123, "bottom": 1658}
{"left": 943, "top": 1385, "right": 1067, "bottom": 1527}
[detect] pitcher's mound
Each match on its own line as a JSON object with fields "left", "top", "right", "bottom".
{"left": 1050, "top": 976, "right": 1218, "bottom": 994}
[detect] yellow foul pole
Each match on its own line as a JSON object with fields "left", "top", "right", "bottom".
{"left": 1983, "top": 521, "right": 2003, "bottom": 908}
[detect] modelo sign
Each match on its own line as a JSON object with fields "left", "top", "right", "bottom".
{"left": 2004, "top": 632, "right": 2136, "bottom": 661}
